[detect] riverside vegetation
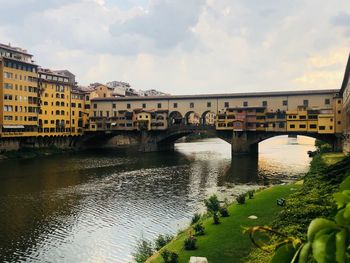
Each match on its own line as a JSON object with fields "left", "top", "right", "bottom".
{"left": 142, "top": 146, "right": 349, "bottom": 262}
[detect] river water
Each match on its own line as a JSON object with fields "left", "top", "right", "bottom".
{"left": 0, "top": 136, "right": 315, "bottom": 263}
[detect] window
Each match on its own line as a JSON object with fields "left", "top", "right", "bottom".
{"left": 262, "top": 101, "right": 267, "bottom": 107}
{"left": 279, "top": 122, "right": 285, "bottom": 128}
{"left": 224, "top": 102, "right": 229, "bottom": 108}
{"left": 243, "top": 101, "right": 248, "bottom": 107}
{"left": 94, "top": 103, "right": 97, "bottom": 109}
{"left": 290, "top": 124, "right": 295, "bottom": 129}
{"left": 310, "top": 124, "right": 317, "bottom": 129}
{"left": 338, "top": 110, "right": 341, "bottom": 114}
{"left": 207, "top": 102, "right": 211, "bottom": 107}
{"left": 299, "top": 115, "right": 306, "bottom": 120}
{"left": 127, "top": 103, "right": 131, "bottom": 109}
{"left": 142, "top": 103, "right": 146, "bottom": 108}
{"left": 325, "top": 99, "right": 330, "bottom": 105}
{"left": 173, "top": 103, "right": 178, "bottom": 108}
{"left": 112, "top": 103, "right": 116, "bottom": 109}
{"left": 190, "top": 102, "right": 194, "bottom": 108}
{"left": 338, "top": 121, "right": 341, "bottom": 125}
{"left": 319, "top": 126, "right": 325, "bottom": 130}
{"left": 330, "top": 126, "right": 333, "bottom": 130}
{"left": 157, "top": 103, "right": 162, "bottom": 108}
{"left": 338, "top": 100, "right": 341, "bottom": 104}
{"left": 299, "top": 124, "right": 306, "bottom": 129}
{"left": 303, "top": 100, "right": 309, "bottom": 106}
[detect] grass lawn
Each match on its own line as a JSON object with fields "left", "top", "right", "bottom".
{"left": 321, "top": 152, "right": 345, "bottom": 166}
{"left": 148, "top": 184, "right": 301, "bottom": 263}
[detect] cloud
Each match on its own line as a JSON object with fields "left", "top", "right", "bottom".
{"left": 331, "top": 12, "right": 350, "bottom": 36}
{"left": 110, "top": 0, "right": 205, "bottom": 52}
{"left": 0, "top": 0, "right": 348, "bottom": 94}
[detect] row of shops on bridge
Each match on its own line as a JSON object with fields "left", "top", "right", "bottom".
{"left": 88, "top": 102, "right": 342, "bottom": 135}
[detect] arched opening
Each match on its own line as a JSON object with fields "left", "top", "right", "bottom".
{"left": 201, "top": 111, "right": 216, "bottom": 126}
{"left": 184, "top": 111, "right": 200, "bottom": 125}
{"left": 168, "top": 111, "right": 183, "bottom": 126}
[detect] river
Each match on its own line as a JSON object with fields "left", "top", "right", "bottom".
{"left": 0, "top": 136, "right": 315, "bottom": 263}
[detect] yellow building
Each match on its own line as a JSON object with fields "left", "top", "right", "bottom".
{"left": 0, "top": 43, "right": 39, "bottom": 137}
{"left": 38, "top": 69, "right": 73, "bottom": 135}
{"left": 71, "top": 88, "right": 86, "bottom": 134}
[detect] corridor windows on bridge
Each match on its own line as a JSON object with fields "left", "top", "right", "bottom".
{"left": 142, "top": 103, "right": 146, "bottom": 108}
{"left": 93, "top": 103, "right": 97, "bottom": 109}
{"left": 207, "top": 102, "right": 211, "bottom": 107}
{"left": 173, "top": 103, "right": 178, "bottom": 108}
{"left": 224, "top": 102, "right": 229, "bottom": 108}
{"left": 112, "top": 104, "right": 116, "bottom": 109}
{"left": 262, "top": 101, "right": 267, "bottom": 107}
{"left": 303, "top": 100, "right": 309, "bottom": 107}
{"left": 325, "top": 98, "right": 330, "bottom": 105}
{"left": 243, "top": 101, "right": 248, "bottom": 107}
{"left": 127, "top": 103, "right": 131, "bottom": 109}
{"left": 157, "top": 103, "right": 162, "bottom": 109}
{"left": 190, "top": 102, "right": 194, "bottom": 108}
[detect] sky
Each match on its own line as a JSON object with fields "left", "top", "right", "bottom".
{"left": 0, "top": 0, "right": 349, "bottom": 95}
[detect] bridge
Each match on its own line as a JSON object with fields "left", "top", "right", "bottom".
{"left": 87, "top": 89, "right": 343, "bottom": 156}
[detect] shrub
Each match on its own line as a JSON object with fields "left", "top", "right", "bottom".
{"left": 193, "top": 222, "right": 205, "bottom": 236}
{"left": 248, "top": 190, "right": 255, "bottom": 199}
{"left": 155, "top": 234, "right": 173, "bottom": 251}
{"left": 219, "top": 206, "right": 229, "bottom": 217}
{"left": 161, "top": 250, "right": 179, "bottom": 263}
{"left": 184, "top": 234, "right": 197, "bottom": 250}
{"left": 236, "top": 193, "right": 246, "bottom": 204}
{"left": 132, "top": 239, "right": 154, "bottom": 263}
{"left": 191, "top": 213, "right": 201, "bottom": 225}
{"left": 204, "top": 195, "right": 221, "bottom": 224}
{"left": 213, "top": 212, "right": 220, "bottom": 224}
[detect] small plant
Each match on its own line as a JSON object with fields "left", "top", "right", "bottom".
{"left": 193, "top": 222, "right": 205, "bottom": 236}
{"left": 191, "top": 213, "right": 201, "bottom": 225}
{"left": 236, "top": 193, "right": 246, "bottom": 204}
{"left": 248, "top": 190, "right": 255, "bottom": 199}
{"left": 161, "top": 250, "right": 179, "bottom": 263}
{"left": 184, "top": 232, "right": 197, "bottom": 250}
{"left": 219, "top": 206, "right": 229, "bottom": 217}
{"left": 155, "top": 234, "right": 173, "bottom": 250}
{"left": 204, "top": 195, "right": 220, "bottom": 224}
{"left": 213, "top": 212, "right": 220, "bottom": 224}
{"left": 132, "top": 239, "right": 154, "bottom": 263}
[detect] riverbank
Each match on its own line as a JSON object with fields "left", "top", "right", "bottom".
{"left": 147, "top": 184, "right": 301, "bottom": 263}
{"left": 147, "top": 152, "right": 347, "bottom": 263}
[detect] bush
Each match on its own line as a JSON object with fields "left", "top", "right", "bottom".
{"left": 191, "top": 213, "right": 201, "bottom": 225}
{"left": 132, "top": 239, "right": 154, "bottom": 263}
{"left": 155, "top": 234, "right": 173, "bottom": 251}
{"left": 236, "top": 193, "right": 246, "bottom": 204}
{"left": 204, "top": 195, "right": 221, "bottom": 224}
{"left": 248, "top": 190, "right": 255, "bottom": 199}
{"left": 193, "top": 223, "right": 205, "bottom": 236}
{"left": 213, "top": 212, "right": 220, "bottom": 224}
{"left": 161, "top": 249, "right": 179, "bottom": 263}
{"left": 184, "top": 235, "right": 197, "bottom": 250}
{"left": 219, "top": 206, "right": 229, "bottom": 217}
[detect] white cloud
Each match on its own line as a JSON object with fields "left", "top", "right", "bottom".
{"left": 0, "top": 0, "right": 348, "bottom": 94}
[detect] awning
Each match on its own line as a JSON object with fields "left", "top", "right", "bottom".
{"left": 3, "top": 125, "right": 25, "bottom": 129}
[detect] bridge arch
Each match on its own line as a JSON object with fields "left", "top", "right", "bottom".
{"left": 184, "top": 111, "right": 200, "bottom": 125}
{"left": 201, "top": 111, "right": 216, "bottom": 125}
{"left": 168, "top": 111, "right": 183, "bottom": 126}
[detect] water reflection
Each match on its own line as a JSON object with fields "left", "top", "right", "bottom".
{"left": 0, "top": 136, "right": 315, "bottom": 262}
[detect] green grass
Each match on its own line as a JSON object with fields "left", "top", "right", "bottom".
{"left": 148, "top": 184, "right": 301, "bottom": 263}
{"left": 321, "top": 152, "right": 345, "bottom": 166}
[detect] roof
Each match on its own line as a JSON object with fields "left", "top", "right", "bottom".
{"left": 91, "top": 89, "right": 340, "bottom": 102}
{"left": 0, "top": 43, "right": 33, "bottom": 56}
{"left": 1, "top": 56, "right": 38, "bottom": 66}
{"left": 340, "top": 52, "right": 350, "bottom": 96}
